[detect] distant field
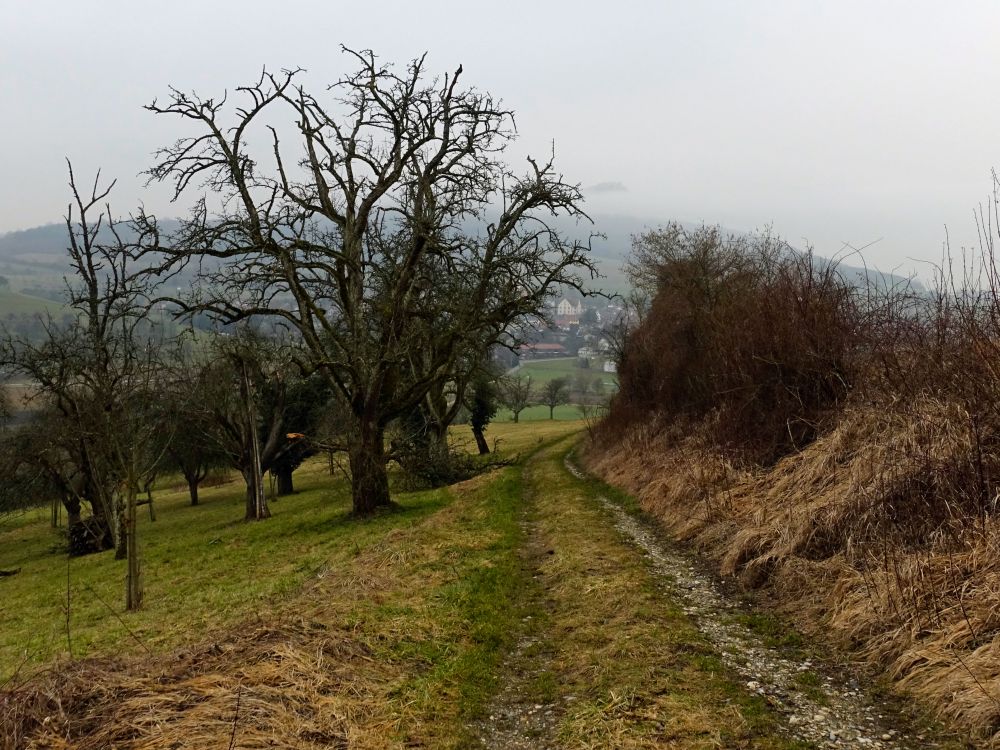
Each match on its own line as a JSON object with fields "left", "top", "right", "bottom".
{"left": 516, "top": 356, "right": 616, "bottom": 386}
{"left": 491, "top": 404, "right": 585, "bottom": 422}
{"left": 0, "top": 289, "right": 62, "bottom": 316}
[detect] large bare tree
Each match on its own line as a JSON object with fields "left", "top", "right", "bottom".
{"left": 142, "top": 49, "right": 595, "bottom": 514}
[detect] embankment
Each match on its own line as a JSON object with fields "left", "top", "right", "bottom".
{"left": 584, "top": 402, "right": 1000, "bottom": 746}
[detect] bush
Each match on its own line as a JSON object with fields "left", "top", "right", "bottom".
{"left": 606, "top": 224, "right": 864, "bottom": 463}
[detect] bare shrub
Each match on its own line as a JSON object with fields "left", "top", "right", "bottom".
{"left": 604, "top": 224, "right": 864, "bottom": 463}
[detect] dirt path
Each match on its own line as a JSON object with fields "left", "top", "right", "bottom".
{"left": 562, "top": 451, "right": 955, "bottom": 749}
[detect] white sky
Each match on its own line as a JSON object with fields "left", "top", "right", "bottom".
{"left": 3, "top": 0, "right": 1000, "bottom": 276}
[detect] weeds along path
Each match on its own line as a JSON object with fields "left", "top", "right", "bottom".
{"left": 478, "top": 436, "right": 806, "bottom": 749}
{"left": 562, "top": 450, "right": 959, "bottom": 750}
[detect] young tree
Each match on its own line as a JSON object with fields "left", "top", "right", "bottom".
{"left": 541, "top": 377, "right": 571, "bottom": 419}
{"left": 499, "top": 374, "right": 533, "bottom": 423}
{"left": 466, "top": 370, "right": 499, "bottom": 454}
{"left": 160, "top": 369, "right": 229, "bottom": 506}
{"left": 141, "top": 49, "right": 595, "bottom": 514}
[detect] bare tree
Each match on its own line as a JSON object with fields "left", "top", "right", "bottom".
{"left": 1, "top": 165, "right": 161, "bottom": 561}
{"left": 140, "top": 49, "right": 595, "bottom": 514}
{"left": 499, "top": 374, "right": 533, "bottom": 423}
{"left": 540, "top": 377, "right": 571, "bottom": 419}
{"left": 1, "top": 166, "right": 170, "bottom": 610}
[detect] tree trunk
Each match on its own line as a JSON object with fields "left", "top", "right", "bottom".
{"left": 115, "top": 496, "right": 127, "bottom": 560}
{"left": 472, "top": 425, "right": 490, "bottom": 455}
{"left": 241, "top": 358, "right": 270, "bottom": 520}
{"left": 85, "top": 492, "right": 114, "bottom": 550}
{"left": 549, "top": 404, "right": 555, "bottom": 419}
{"left": 349, "top": 420, "right": 391, "bottom": 515}
{"left": 125, "top": 487, "right": 142, "bottom": 611}
{"left": 275, "top": 465, "right": 295, "bottom": 496}
{"left": 187, "top": 476, "right": 200, "bottom": 506}
{"left": 243, "top": 467, "right": 271, "bottom": 520}
{"left": 513, "top": 409, "right": 520, "bottom": 423}
{"left": 64, "top": 496, "right": 82, "bottom": 528}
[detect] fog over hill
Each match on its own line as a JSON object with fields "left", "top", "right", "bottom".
{"left": 0, "top": 213, "right": 918, "bottom": 297}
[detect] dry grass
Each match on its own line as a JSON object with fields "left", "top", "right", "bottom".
{"left": 585, "top": 399, "right": 1000, "bottom": 745}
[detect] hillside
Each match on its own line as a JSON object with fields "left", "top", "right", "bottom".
{"left": 0, "top": 423, "right": 958, "bottom": 749}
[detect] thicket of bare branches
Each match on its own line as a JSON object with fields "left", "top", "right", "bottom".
{"left": 604, "top": 224, "right": 865, "bottom": 463}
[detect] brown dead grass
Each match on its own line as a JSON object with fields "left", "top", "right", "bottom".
{"left": 584, "top": 399, "right": 1000, "bottom": 746}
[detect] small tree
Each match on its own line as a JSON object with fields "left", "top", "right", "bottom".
{"left": 499, "top": 374, "right": 533, "bottom": 423}
{"left": 541, "top": 377, "right": 571, "bottom": 419}
{"left": 160, "top": 368, "right": 229, "bottom": 506}
{"left": 467, "top": 370, "right": 499, "bottom": 454}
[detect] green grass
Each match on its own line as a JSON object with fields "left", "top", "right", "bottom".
{"left": 384, "top": 468, "right": 533, "bottom": 746}
{"left": 493, "top": 403, "right": 585, "bottom": 422}
{"left": 732, "top": 611, "right": 805, "bottom": 650}
{"left": 0, "top": 289, "right": 62, "bottom": 316}
{"left": 516, "top": 356, "right": 617, "bottom": 387}
{"left": 0, "top": 461, "right": 457, "bottom": 677}
{"left": 0, "top": 421, "right": 584, "bottom": 684}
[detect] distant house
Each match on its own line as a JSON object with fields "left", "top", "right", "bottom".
{"left": 603, "top": 359, "right": 618, "bottom": 373}
{"left": 556, "top": 298, "right": 583, "bottom": 317}
{"left": 553, "top": 297, "right": 584, "bottom": 327}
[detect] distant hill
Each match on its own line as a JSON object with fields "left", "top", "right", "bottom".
{"left": 0, "top": 214, "right": 919, "bottom": 303}
{"left": 560, "top": 213, "right": 923, "bottom": 295}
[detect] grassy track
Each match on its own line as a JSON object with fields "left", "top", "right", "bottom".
{"left": 486, "top": 437, "right": 804, "bottom": 748}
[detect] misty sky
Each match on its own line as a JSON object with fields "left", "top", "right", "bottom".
{"left": 3, "top": 0, "right": 1000, "bottom": 277}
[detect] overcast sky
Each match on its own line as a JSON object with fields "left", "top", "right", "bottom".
{"left": 3, "top": 0, "right": 1000, "bottom": 276}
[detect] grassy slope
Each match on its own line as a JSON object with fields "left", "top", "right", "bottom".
{"left": 0, "top": 422, "right": 580, "bottom": 677}
{"left": 2, "top": 419, "right": 799, "bottom": 748}
{"left": 0, "top": 289, "right": 61, "bottom": 317}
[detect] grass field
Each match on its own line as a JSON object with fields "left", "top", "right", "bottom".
{"left": 516, "top": 356, "right": 617, "bottom": 393}
{"left": 0, "top": 289, "right": 61, "bottom": 317}
{"left": 0, "top": 421, "right": 583, "bottom": 679}
{"left": 2, "top": 420, "right": 810, "bottom": 749}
